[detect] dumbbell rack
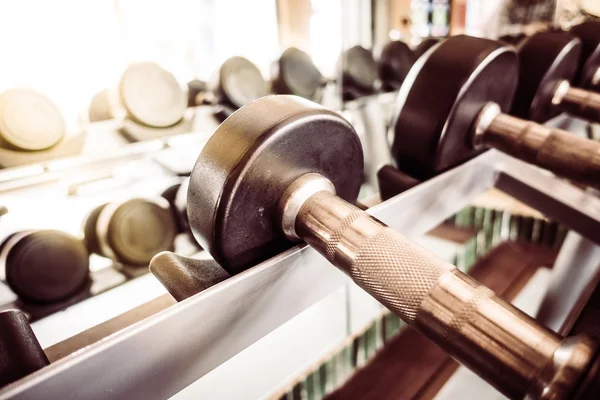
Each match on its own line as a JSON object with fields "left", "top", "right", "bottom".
{"left": 1, "top": 149, "right": 600, "bottom": 400}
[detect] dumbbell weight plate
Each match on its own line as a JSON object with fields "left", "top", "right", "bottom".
{"left": 272, "top": 48, "right": 322, "bottom": 99}
{"left": 0, "top": 88, "right": 65, "bottom": 151}
{"left": 0, "top": 232, "right": 18, "bottom": 257}
{"left": 413, "top": 38, "right": 441, "bottom": 59}
{"left": 391, "top": 35, "right": 517, "bottom": 180}
{"left": 188, "top": 95, "right": 363, "bottom": 274}
{"left": 119, "top": 62, "right": 186, "bottom": 128}
{"left": 0, "top": 310, "right": 49, "bottom": 388}
{"left": 187, "top": 80, "right": 208, "bottom": 107}
{"left": 88, "top": 89, "right": 113, "bottom": 122}
{"left": 83, "top": 204, "right": 106, "bottom": 256}
{"left": 582, "top": 0, "right": 600, "bottom": 17}
{"left": 511, "top": 31, "right": 581, "bottom": 122}
{"left": 160, "top": 179, "right": 190, "bottom": 233}
{"left": 342, "top": 46, "right": 378, "bottom": 94}
{"left": 0, "top": 231, "right": 89, "bottom": 304}
{"left": 97, "top": 198, "right": 177, "bottom": 266}
{"left": 379, "top": 41, "right": 415, "bottom": 91}
{"left": 214, "top": 56, "right": 268, "bottom": 110}
{"left": 570, "top": 21, "right": 600, "bottom": 90}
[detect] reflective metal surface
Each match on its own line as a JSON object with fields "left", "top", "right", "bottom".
{"left": 558, "top": 84, "right": 600, "bottom": 123}
{"left": 484, "top": 112, "right": 600, "bottom": 188}
{"left": 294, "top": 182, "right": 594, "bottom": 400}
{"left": 537, "top": 230, "right": 600, "bottom": 335}
{"left": 2, "top": 151, "right": 600, "bottom": 399}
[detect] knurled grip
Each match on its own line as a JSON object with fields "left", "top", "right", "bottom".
{"left": 297, "top": 192, "right": 456, "bottom": 323}
{"left": 536, "top": 130, "right": 600, "bottom": 186}
{"left": 346, "top": 224, "right": 455, "bottom": 322}
{"left": 485, "top": 114, "right": 600, "bottom": 186}
{"left": 295, "top": 190, "right": 595, "bottom": 399}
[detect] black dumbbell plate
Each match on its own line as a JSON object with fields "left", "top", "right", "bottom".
{"left": 188, "top": 95, "right": 363, "bottom": 274}
{"left": 391, "top": 35, "right": 518, "bottom": 180}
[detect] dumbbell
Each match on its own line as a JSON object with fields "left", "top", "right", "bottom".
{"left": 0, "top": 230, "right": 90, "bottom": 305}
{"left": 83, "top": 197, "right": 177, "bottom": 267}
{"left": 0, "top": 309, "right": 49, "bottom": 388}
{"left": 571, "top": 20, "right": 600, "bottom": 92}
{"left": 119, "top": 61, "right": 187, "bottom": 128}
{"left": 186, "top": 79, "right": 212, "bottom": 108}
{"left": 341, "top": 46, "right": 379, "bottom": 100}
{"left": 88, "top": 89, "right": 114, "bottom": 122}
{"left": 413, "top": 37, "right": 441, "bottom": 59}
{"left": 378, "top": 41, "right": 415, "bottom": 92}
{"left": 187, "top": 95, "right": 600, "bottom": 400}
{"left": 160, "top": 179, "right": 190, "bottom": 234}
{"left": 209, "top": 56, "right": 268, "bottom": 118}
{"left": 187, "top": 56, "right": 268, "bottom": 121}
{"left": 390, "top": 35, "right": 600, "bottom": 186}
{"left": 271, "top": 48, "right": 323, "bottom": 100}
{"left": 512, "top": 31, "right": 600, "bottom": 123}
{"left": 0, "top": 88, "right": 66, "bottom": 151}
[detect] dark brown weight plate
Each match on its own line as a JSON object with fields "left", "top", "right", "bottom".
{"left": 188, "top": 95, "right": 363, "bottom": 274}
{"left": 213, "top": 56, "right": 268, "bottom": 110}
{"left": 570, "top": 20, "right": 600, "bottom": 90}
{"left": 511, "top": 31, "right": 581, "bottom": 122}
{"left": 0, "top": 310, "right": 49, "bottom": 387}
{"left": 160, "top": 180, "right": 190, "bottom": 233}
{"left": 342, "top": 46, "right": 378, "bottom": 95}
{"left": 391, "top": 35, "right": 518, "bottom": 180}
{"left": 2, "top": 231, "right": 89, "bottom": 304}
{"left": 83, "top": 204, "right": 106, "bottom": 256}
{"left": 99, "top": 198, "right": 177, "bottom": 266}
{"left": 379, "top": 41, "right": 415, "bottom": 91}
{"left": 413, "top": 38, "right": 441, "bottom": 59}
{"left": 272, "top": 48, "right": 322, "bottom": 99}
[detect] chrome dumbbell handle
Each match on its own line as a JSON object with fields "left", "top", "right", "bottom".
{"left": 279, "top": 173, "right": 596, "bottom": 400}
{"left": 475, "top": 103, "right": 600, "bottom": 187}
{"left": 553, "top": 81, "right": 600, "bottom": 123}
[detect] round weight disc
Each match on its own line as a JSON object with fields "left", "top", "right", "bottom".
{"left": 273, "top": 48, "right": 322, "bottom": 99}
{"left": 119, "top": 62, "right": 186, "bottom": 128}
{"left": 379, "top": 41, "right": 416, "bottom": 91}
{"left": 0, "top": 88, "right": 65, "bottom": 151}
{"left": 413, "top": 38, "right": 441, "bottom": 59}
{"left": 83, "top": 204, "right": 106, "bottom": 256}
{"left": 0, "top": 232, "right": 19, "bottom": 258}
{"left": 174, "top": 178, "right": 190, "bottom": 232}
{"left": 342, "top": 46, "right": 378, "bottom": 93}
{"left": 582, "top": 0, "right": 600, "bottom": 17}
{"left": 391, "top": 35, "right": 518, "bottom": 180}
{"left": 217, "top": 57, "right": 268, "bottom": 110}
{"left": 188, "top": 95, "right": 363, "bottom": 274}
{"left": 511, "top": 31, "right": 581, "bottom": 122}
{"left": 89, "top": 89, "right": 113, "bottom": 122}
{"left": 160, "top": 182, "right": 187, "bottom": 233}
{"left": 102, "top": 198, "right": 177, "bottom": 266}
{"left": 570, "top": 21, "right": 600, "bottom": 89}
{"left": 187, "top": 79, "right": 208, "bottom": 107}
{"left": 3, "top": 231, "right": 89, "bottom": 304}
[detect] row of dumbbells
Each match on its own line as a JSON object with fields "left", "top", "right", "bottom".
{"left": 0, "top": 39, "right": 433, "bottom": 158}
{"left": 0, "top": 179, "right": 193, "bottom": 316}
{"left": 157, "top": 21, "right": 600, "bottom": 400}
{"left": 0, "top": 48, "right": 326, "bottom": 159}
{"left": 2, "top": 22, "right": 600, "bottom": 398}
{"left": 377, "top": 20, "right": 600, "bottom": 199}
